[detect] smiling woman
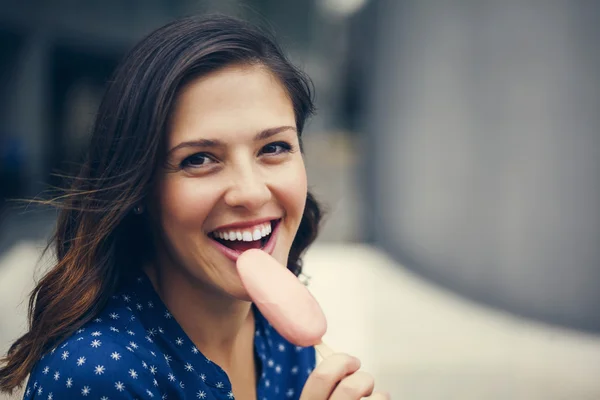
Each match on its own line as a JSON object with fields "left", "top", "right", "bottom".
{"left": 0, "top": 14, "right": 386, "bottom": 400}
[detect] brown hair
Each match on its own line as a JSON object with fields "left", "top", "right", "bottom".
{"left": 0, "top": 14, "right": 321, "bottom": 393}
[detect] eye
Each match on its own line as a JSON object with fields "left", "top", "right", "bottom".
{"left": 180, "top": 153, "right": 216, "bottom": 168}
{"left": 260, "top": 141, "right": 293, "bottom": 156}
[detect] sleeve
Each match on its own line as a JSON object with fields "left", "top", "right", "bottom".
{"left": 24, "top": 338, "right": 162, "bottom": 400}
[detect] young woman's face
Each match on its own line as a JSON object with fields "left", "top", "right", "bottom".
{"left": 151, "top": 64, "right": 307, "bottom": 300}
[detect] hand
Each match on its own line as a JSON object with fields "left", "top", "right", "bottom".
{"left": 299, "top": 353, "right": 390, "bottom": 399}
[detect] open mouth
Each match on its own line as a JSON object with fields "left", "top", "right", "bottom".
{"left": 208, "top": 219, "right": 280, "bottom": 260}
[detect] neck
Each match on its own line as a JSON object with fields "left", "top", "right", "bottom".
{"left": 144, "top": 263, "right": 255, "bottom": 370}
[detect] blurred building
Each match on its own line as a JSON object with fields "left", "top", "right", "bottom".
{"left": 363, "top": 0, "right": 600, "bottom": 332}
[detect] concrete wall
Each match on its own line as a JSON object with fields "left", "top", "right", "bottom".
{"left": 364, "top": 0, "right": 600, "bottom": 331}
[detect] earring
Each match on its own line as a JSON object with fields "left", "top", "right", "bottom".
{"left": 133, "top": 204, "right": 144, "bottom": 215}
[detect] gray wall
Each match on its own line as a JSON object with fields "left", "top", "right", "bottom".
{"left": 365, "top": 0, "right": 600, "bottom": 331}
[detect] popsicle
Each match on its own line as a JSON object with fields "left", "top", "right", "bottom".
{"left": 236, "top": 249, "right": 332, "bottom": 358}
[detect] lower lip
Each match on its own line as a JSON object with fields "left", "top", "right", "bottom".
{"left": 209, "top": 221, "right": 280, "bottom": 262}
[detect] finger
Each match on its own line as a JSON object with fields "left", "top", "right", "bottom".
{"left": 329, "top": 370, "right": 375, "bottom": 400}
{"left": 299, "top": 353, "right": 361, "bottom": 400}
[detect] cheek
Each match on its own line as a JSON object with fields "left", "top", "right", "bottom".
{"left": 275, "top": 158, "right": 308, "bottom": 220}
{"left": 157, "top": 177, "right": 217, "bottom": 232}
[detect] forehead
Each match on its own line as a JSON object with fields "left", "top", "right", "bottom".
{"left": 167, "top": 64, "right": 295, "bottom": 146}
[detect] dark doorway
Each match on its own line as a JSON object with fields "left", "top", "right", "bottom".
{"left": 0, "top": 28, "right": 25, "bottom": 206}
{"left": 48, "top": 45, "right": 120, "bottom": 186}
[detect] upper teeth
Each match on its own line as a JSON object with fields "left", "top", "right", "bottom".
{"left": 213, "top": 222, "right": 272, "bottom": 242}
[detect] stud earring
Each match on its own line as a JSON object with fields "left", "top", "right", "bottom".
{"left": 133, "top": 204, "right": 144, "bottom": 215}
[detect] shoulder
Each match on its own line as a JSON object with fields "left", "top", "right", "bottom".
{"left": 26, "top": 333, "right": 162, "bottom": 399}
{"left": 25, "top": 304, "right": 162, "bottom": 399}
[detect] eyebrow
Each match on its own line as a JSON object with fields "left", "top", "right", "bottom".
{"left": 167, "top": 125, "right": 297, "bottom": 155}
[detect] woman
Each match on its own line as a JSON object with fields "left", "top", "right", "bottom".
{"left": 0, "top": 15, "right": 387, "bottom": 399}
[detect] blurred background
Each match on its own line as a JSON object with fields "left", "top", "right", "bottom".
{"left": 1, "top": 0, "right": 600, "bottom": 398}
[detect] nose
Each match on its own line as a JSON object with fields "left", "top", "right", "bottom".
{"left": 223, "top": 165, "right": 272, "bottom": 211}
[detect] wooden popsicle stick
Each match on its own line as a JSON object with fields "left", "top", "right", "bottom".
{"left": 314, "top": 341, "right": 334, "bottom": 363}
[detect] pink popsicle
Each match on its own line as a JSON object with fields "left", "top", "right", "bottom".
{"left": 236, "top": 249, "right": 329, "bottom": 350}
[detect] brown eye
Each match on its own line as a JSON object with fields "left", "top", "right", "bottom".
{"left": 260, "top": 142, "right": 292, "bottom": 155}
{"left": 180, "top": 153, "right": 215, "bottom": 168}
